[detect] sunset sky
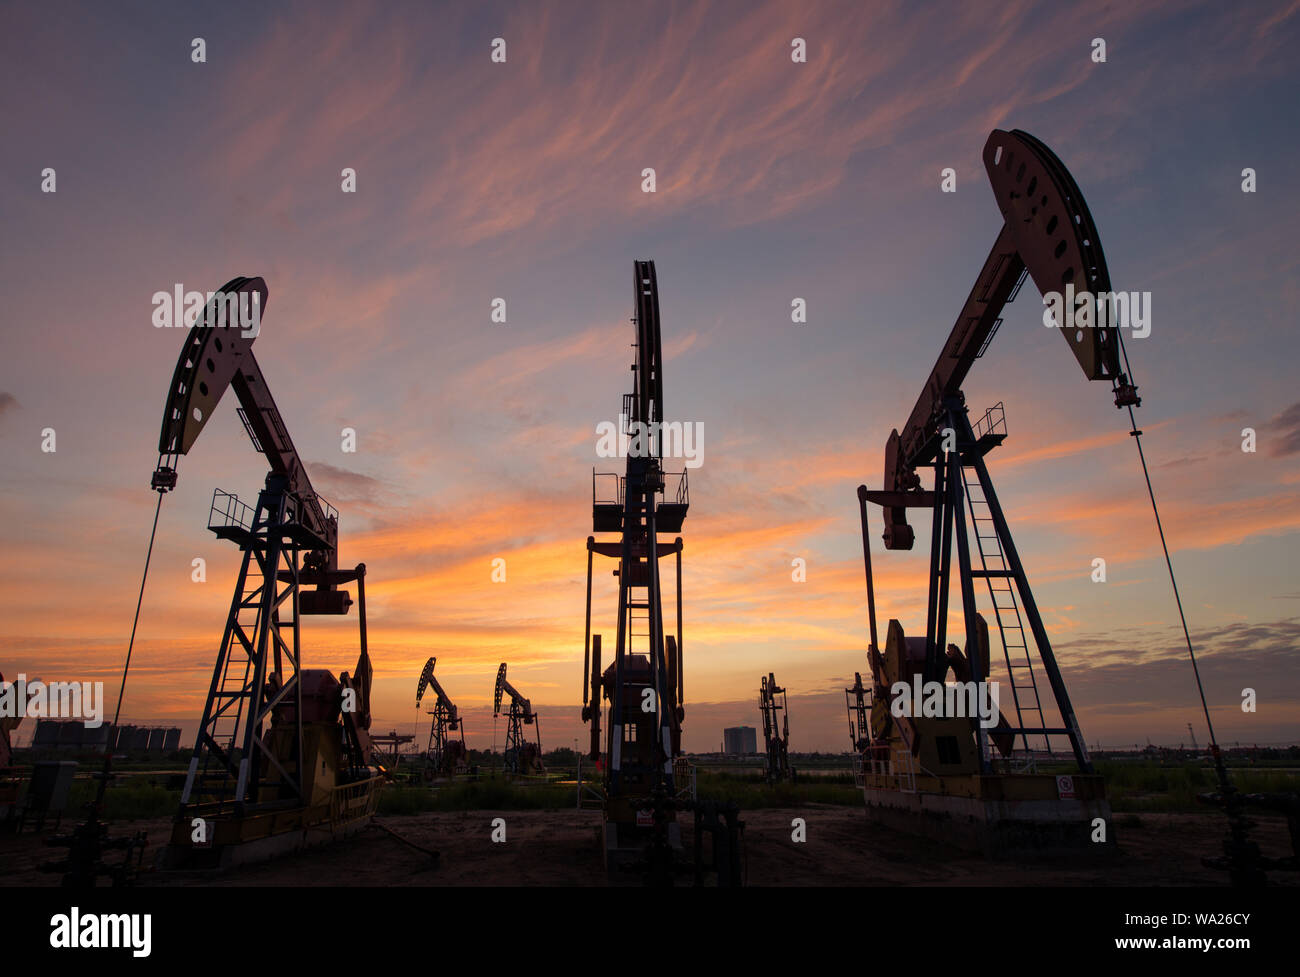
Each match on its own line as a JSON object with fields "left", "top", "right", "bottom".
{"left": 1, "top": 0, "right": 1297, "bottom": 753}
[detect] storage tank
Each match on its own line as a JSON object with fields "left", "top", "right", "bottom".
{"left": 57, "top": 721, "right": 83, "bottom": 749}
{"left": 33, "top": 719, "right": 62, "bottom": 748}
{"left": 81, "top": 724, "right": 110, "bottom": 750}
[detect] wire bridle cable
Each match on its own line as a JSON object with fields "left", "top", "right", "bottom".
{"left": 97, "top": 491, "right": 165, "bottom": 807}
{"left": 1116, "top": 334, "right": 1228, "bottom": 787}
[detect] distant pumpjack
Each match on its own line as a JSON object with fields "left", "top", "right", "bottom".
{"left": 494, "top": 664, "right": 543, "bottom": 777}
{"left": 369, "top": 731, "right": 415, "bottom": 771}
{"left": 0, "top": 671, "right": 19, "bottom": 770}
{"left": 844, "top": 673, "right": 870, "bottom": 754}
{"left": 416, "top": 657, "right": 468, "bottom": 778}
{"left": 759, "top": 673, "right": 791, "bottom": 784}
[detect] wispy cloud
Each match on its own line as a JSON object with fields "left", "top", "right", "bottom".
{"left": 1266, "top": 401, "right": 1300, "bottom": 457}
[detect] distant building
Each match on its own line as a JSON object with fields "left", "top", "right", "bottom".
{"left": 723, "top": 726, "right": 757, "bottom": 755}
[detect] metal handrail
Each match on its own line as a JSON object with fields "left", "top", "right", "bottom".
{"left": 663, "top": 468, "right": 689, "bottom": 506}
{"left": 209, "top": 489, "right": 255, "bottom": 532}
{"left": 592, "top": 470, "right": 623, "bottom": 507}
{"left": 592, "top": 467, "right": 688, "bottom": 509}
{"left": 207, "top": 487, "right": 338, "bottom": 535}
{"left": 973, "top": 402, "right": 1007, "bottom": 441}
{"left": 318, "top": 494, "right": 339, "bottom": 525}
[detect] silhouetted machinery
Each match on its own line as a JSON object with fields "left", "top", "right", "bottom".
{"left": 759, "top": 673, "right": 792, "bottom": 784}
{"left": 369, "top": 731, "right": 415, "bottom": 771}
{"left": 851, "top": 131, "right": 1130, "bottom": 854}
{"left": 494, "top": 663, "right": 544, "bottom": 777}
{"left": 0, "top": 671, "right": 18, "bottom": 771}
{"left": 416, "top": 657, "right": 468, "bottom": 778}
{"left": 845, "top": 672, "right": 871, "bottom": 754}
{"left": 151, "top": 277, "right": 383, "bottom": 869}
{"left": 580, "top": 261, "right": 742, "bottom": 885}
{"left": 0, "top": 670, "right": 23, "bottom": 825}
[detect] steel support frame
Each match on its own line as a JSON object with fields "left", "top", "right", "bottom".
{"left": 585, "top": 508, "right": 684, "bottom": 798}
{"left": 182, "top": 474, "right": 305, "bottom": 813}
{"left": 608, "top": 457, "right": 676, "bottom": 795}
{"left": 426, "top": 701, "right": 462, "bottom": 771}
{"left": 503, "top": 706, "right": 525, "bottom": 776}
{"left": 858, "top": 398, "right": 1093, "bottom": 774}
{"left": 932, "top": 399, "right": 1090, "bottom": 771}
{"left": 959, "top": 417, "right": 1093, "bottom": 772}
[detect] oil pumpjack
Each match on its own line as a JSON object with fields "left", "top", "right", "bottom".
{"left": 493, "top": 664, "right": 544, "bottom": 777}
{"left": 154, "top": 277, "right": 383, "bottom": 869}
{"left": 851, "top": 131, "right": 1133, "bottom": 854}
{"left": 759, "top": 673, "right": 792, "bottom": 784}
{"left": 845, "top": 672, "right": 871, "bottom": 755}
{"left": 416, "top": 657, "right": 469, "bottom": 779}
{"left": 579, "top": 261, "right": 742, "bottom": 884}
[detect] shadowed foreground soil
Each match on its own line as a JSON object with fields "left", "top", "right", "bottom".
{"left": 1, "top": 806, "right": 1294, "bottom": 886}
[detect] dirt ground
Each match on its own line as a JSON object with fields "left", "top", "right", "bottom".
{"left": 2, "top": 806, "right": 1294, "bottom": 886}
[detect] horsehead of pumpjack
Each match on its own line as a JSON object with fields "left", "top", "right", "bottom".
{"left": 879, "top": 129, "right": 1141, "bottom": 552}
{"left": 153, "top": 276, "right": 345, "bottom": 602}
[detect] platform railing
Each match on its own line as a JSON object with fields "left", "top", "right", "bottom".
{"left": 208, "top": 487, "right": 337, "bottom": 540}
{"left": 674, "top": 756, "right": 697, "bottom": 801}
{"left": 329, "top": 773, "right": 383, "bottom": 829}
{"left": 208, "top": 489, "right": 255, "bottom": 534}
{"left": 592, "top": 470, "right": 623, "bottom": 506}
{"left": 973, "top": 402, "right": 1007, "bottom": 441}
{"left": 851, "top": 752, "right": 866, "bottom": 788}
{"left": 662, "top": 468, "right": 689, "bottom": 506}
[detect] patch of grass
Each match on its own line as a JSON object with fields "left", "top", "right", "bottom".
{"left": 62, "top": 777, "right": 180, "bottom": 820}
{"left": 376, "top": 770, "right": 863, "bottom": 814}
{"left": 691, "top": 771, "right": 861, "bottom": 808}
{"left": 1096, "top": 761, "right": 1299, "bottom": 813}
{"left": 47, "top": 760, "right": 1288, "bottom": 820}
{"left": 377, "top": 778, "right": 575, "bottom": 814}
